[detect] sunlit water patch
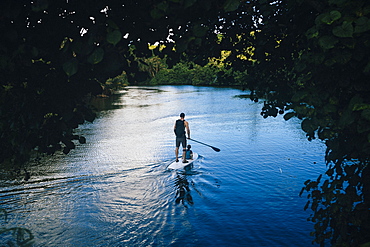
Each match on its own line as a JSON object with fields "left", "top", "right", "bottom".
{"left": 0, "top": 86, "right": 326, "bottom": 246}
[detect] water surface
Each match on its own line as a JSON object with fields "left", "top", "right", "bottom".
{"left": 0, "top": 86, "right": 326, "bottom": 246}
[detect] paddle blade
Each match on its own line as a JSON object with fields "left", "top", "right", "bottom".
{"left": 189, "top": 138, "right": 220, "bottom": 152}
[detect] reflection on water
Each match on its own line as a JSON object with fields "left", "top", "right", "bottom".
{"left": 0, "top": 86, "right": 326, "bottom": 246}
{"left": 174, "top": 175, "right": 194, "bottom": 207}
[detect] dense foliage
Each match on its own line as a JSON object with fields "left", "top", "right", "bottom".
{"left": 0, "top": 0, "right": 232, "bottom": 169}
{"left": 238, "top": 1, "right": 370, "bottom": 246}
{"left": 149, "top": 60, "right": 239, "bottom": 86}
{"left": 1, "top": 0, "right": 370, "bottom": 246}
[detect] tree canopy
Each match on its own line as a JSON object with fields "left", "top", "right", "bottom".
{"left": 1, "top": 0, "right": 370, "bottom": 246}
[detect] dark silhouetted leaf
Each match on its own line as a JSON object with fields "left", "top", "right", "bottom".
{"left": 301, "top": 118, "right": 318, "bottom": 134}
{"left": 88, "top": 48, "right": 104, "bottom": 64}
{"left": 63, "top": 58, "right": 78, "bottom": 76}
{"left": 354, "top": 16, "right": 370, "bottom": 33}
{"left": 333, "top": 21, "right": 353, "bottom": 38}
{"left": 79, "top": 136, "right": 86, "bottom": 144}
{"left": 304, "top": 200, "right": 310, "bottom": 211}
{"left": 107, "top": 30, "right": 122, "bottom": 46}
{"left": 306, "top": 26, "right": 319, "bottom": 39}
{"left": 318, "top": 35, "right": 338, "bottom": 50}
{"left": 320, "top": 11, "right": 342, "bottom": 25}
{"left": 223, "top": 0, "right": 240, "bottom": 12}
{"left": 284, "top": 112, "right": 295, "bottom": 121}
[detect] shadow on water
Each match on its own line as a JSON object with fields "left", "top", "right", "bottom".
{"left": 0, "top": 209, "right": 34, "bottom": 246}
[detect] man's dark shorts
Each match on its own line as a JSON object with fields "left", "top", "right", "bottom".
{"left": 176, "top": 136, "right": 187, "bottom": 149}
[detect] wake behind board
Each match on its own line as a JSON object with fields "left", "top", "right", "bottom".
{"left": 168, "top": 153, "right": 198, "bottom": 170}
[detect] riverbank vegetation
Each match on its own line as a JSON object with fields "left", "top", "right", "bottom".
{"left": 108, "top": 44, "right": 249, "bottom": 87}
{"left": 1, "top": 0, "right": 370, "bottom": 246}
{"left": 112, "top": 56, "right": 248, "bottom": 87}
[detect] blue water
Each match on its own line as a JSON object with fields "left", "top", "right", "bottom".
{"left": 0, "top": 86, "right": 326, "bottom": 246}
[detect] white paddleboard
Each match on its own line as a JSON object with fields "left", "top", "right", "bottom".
{"left": 168, "top": 153, "right": 198, "bottom": 170}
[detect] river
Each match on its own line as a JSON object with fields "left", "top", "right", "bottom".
{"left": 0, "top": 86, "right": 326, "bottom": 246}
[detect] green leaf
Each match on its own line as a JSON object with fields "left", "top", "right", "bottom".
{"left": 321, "top": 11, "right": 342, "bottom": 25}
{"left": 333, "top": 21, "right": 354, "bottom": 38}
{"left": 354, "top": 17, "right": 370, "bottom": 33}
{"left": 306, "top": 26, "right": 319, "bottom": 39}
{"left": 223, "top": 0, "right": 240, "bottom": 12}
{"left": 63, "top": 58, "right": 78, "bottom": 76}
{"left": 87, "top": 48, "right": 104, "bottom": 64}
{"left": 318, "top": 35, "right": 338, "bottom": 50}
{"left": 315, "top": 13, "right": 326, "bottom": 26}
{"left": 349, "top": 95, "right": 364, "bottom": 109}
{"left": 329, "top": 10, "right": 341, "bottom": 22}
{"left": 107, "top": 30, "right": 122, "bottom": 46}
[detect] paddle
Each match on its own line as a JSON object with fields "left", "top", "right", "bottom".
{"left": 189, "top": 138, "right": 220, "bottom": 152}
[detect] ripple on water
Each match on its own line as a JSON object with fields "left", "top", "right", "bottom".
{"left": 0, "top": 86, "right": 326, "bottom": 246}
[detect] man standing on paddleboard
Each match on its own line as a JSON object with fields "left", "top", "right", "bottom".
{"left": 174, "top": 113, "right": 191, "bottom": 163}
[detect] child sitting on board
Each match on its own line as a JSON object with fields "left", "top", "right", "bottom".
{"left": 185, "top": 145, "right": 193, "bottom": 160}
